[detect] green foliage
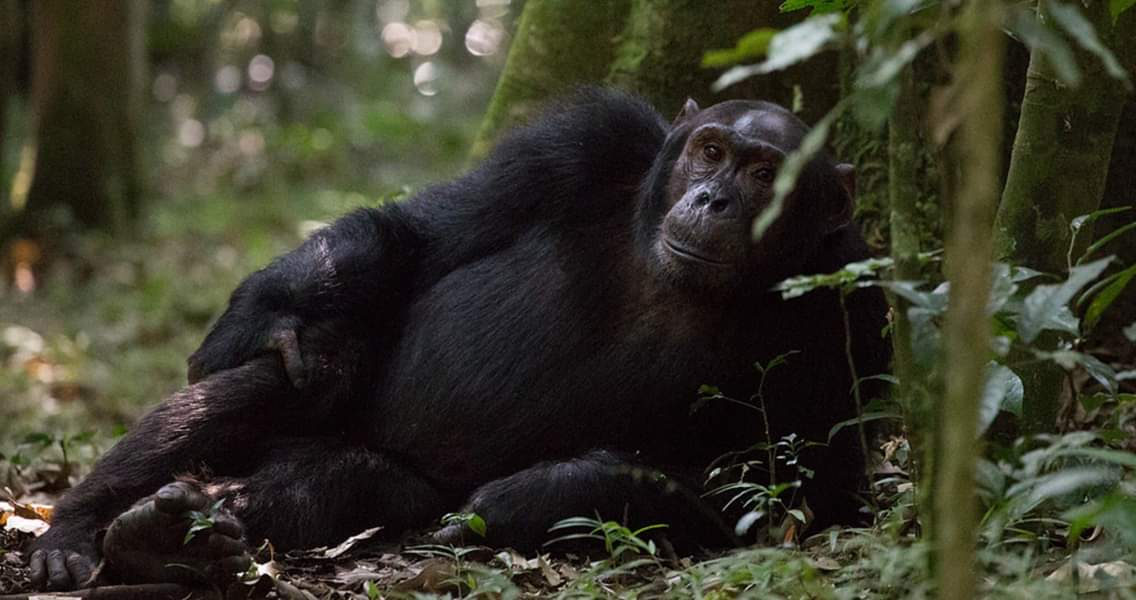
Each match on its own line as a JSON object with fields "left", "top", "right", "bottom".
{"left": 441, "top": 512, "right": 488, "bottom": 538}
{"left": 979, "top": 431, "right": 1136, "bottom": 551}
{"left": 184, "top": 499, "right": 226, "bottom": 545}
{"left": 1113, "top": 0, "right": 1136, "bottom": 21}
{"left": 1017, "top": 257, "right": 1111, "bottom": 344}
{"left": 712, "top": 14, "right": 844, "bottom": 92}
{"left": 547, "top": 516, "right": 667, "bottom": 564}
{"left": 1047, "top": 1, "right": 1133, "bottom": 90}
{"left": 779, "top": 0, "right": 849, "bottom": 13}
{"left": 701, "top": 30, "right": 777, "bottom": 68}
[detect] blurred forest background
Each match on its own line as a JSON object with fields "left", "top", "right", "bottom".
{"left": 1, "top": 0, "right": 509, "bottom": 441}
{"left": 2, "top": 0, "right": 1136, "bottom": 597}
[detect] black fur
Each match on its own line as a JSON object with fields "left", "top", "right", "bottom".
{"left": 30, "top": 88, "right": 889, "bottom": 588}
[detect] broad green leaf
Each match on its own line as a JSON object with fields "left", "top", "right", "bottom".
{"left": 22, "top": 432, "right": 53, "bottom": 446}
{"left": 1080, "top": 221, "right": 1136, "bottom": 263}
{"left": 713, "top": 14, "right": 843, "bottom": 91}
{"left": 978, "top": 364, "right": 1024, "bottom": 436}
{"left": 1083, "top": 263, "right": 1136, "bottom": 331}
{"left": 1017, "top": 257, "right": 1111, "bottom": 343}
{"left": 467, "top": 514, "right": 487, "bottom": 537}
{"left": 856, "top": 35, "right": 932, "bottom": 90}
{"left": 1057, "top": 446, "right": 1136, "bottom": 469}
{"left": 1006, "top": 5, "right": 1081, "bottom": 85}
{"left": 827, "top": 411, "right": 903, "bottom": 442}
{"left": 1112, "top": 0, "right": 1136, "bottom": 22}
{"left": 779, "top": 0, "right": 847, "bottom": 13}
{"left": 734, "top": 511, "right": 762, "bottom": 535}
{"left": 1064, "top": 492, "right": 1136, "bottom": 546}
{"left": 1126, "top": 322, "right": 1136, "bottom": 342}
{"left": 1047, "top": 1, "right": 1133, "bottom": 89}
{"left": 1025, "top": 466, "right": 1117, "bottom": 506}
{"left": 1036, "top": 349, "right": 1119, "bottom": 394}
{"left": 1071, "top": 206, "right": 1133, "bottom": 233}
{"left": 754, "top": 108, "right": 839, "bottom": 242}
{"left": 703, "top": 29, "right": 777, "bottom": 68}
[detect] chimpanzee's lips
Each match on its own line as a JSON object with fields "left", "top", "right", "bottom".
{"left": 663, "top": 238, "right": 729, "bottom": 267}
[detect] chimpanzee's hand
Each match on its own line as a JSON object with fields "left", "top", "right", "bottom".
{"left": 187, "top": 314, "right": 308, "bottom": 389}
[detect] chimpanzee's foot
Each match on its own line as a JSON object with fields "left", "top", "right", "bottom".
{"left": 101, "top": 481, "right": 252, "bottom": 585}
{"left": 28, "top": 537, "right": 98, "bottom": 591}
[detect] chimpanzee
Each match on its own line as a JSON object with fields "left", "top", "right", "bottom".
{"left": 28, "top": 88, "right": 889, "bottom": 590}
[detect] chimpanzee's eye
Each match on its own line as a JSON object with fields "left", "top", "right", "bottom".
{"left": 702, "top": 144, "right": 723, "bottom": 162}
{"left": 753, "top": 167, "right": 775, "bottom": 183}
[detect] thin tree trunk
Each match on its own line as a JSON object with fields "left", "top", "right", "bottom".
{"left": 19, "top": 0, "right": 145, "bottom": 236}
{"left": 888, "top": 65, "right": 934, "bottom": 532}
{"left": 468, "top": 0, "right": 632, "bottom": 160}
{"left": 936, "top": 2, "right": 1005, "bottom": 599}
{"left": 994, "top": 3, "right": 1134, "bottom": 434}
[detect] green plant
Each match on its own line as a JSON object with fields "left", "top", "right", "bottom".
{"left": 547, "top": 515, "right": 668, "bottom": 565}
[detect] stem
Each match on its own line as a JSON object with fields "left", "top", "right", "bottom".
{"left": 838, "top": 289, "right": 874, "bottom": 516}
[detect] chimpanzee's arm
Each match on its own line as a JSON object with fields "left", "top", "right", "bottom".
{"left": 187, "top": 206, "right": 421, "bottom": 386}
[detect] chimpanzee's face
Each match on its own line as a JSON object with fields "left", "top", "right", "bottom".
{"left": 653, "top": 100, "right": 851, "bottom": 292}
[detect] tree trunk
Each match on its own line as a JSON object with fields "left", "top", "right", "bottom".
{"left": 936, "top": 2, "right": 1005, "bottom": 599}
{"left": 472, "top": 1, "right": 843, "bottom": 159}
{"left": 888, "top": 64, "right": 935, "bottom": 532}
{"left": 468, "top": 0, "right": 632, "bottom": 160}
{"left": 0, "top": 0, "right": 19, "bottom": 205}
{"left": 994, "top": 3, "right": 1134, "bottom": 434}
{"left": 605, "top": 0, "right": 839, "bottom": 122}
{"left": 18, "top": 0, "right": 145, "bottom": 236}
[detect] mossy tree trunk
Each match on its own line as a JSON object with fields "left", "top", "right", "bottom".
{"left": 888, "top": 64, "right": 935, "bottom": 532}
{"left": 468, "top": 0, "right": 633, "bottom": 160}
{"left": 472, "top": 1, "right": 842, "bottom": 158}
{"left": 0, "top": 0, "right": 19, "bottom": 204}
{"left": 605, "top": 0, "right": 838, "bottom": 122}
{"left": 17, "top": 0, "right": 145, "bottom": 237}
{"left": 994, "top": 3, "right": 1135, "bottom": 434}
{"left": 936, "top": 2, "right": 1005, "bottom": 598}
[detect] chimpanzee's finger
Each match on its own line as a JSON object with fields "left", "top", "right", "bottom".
{"left": 207, "top": 532, "right": 248, "bottom": 557}
{"left": 210, "top": 512, "right": 244, "bottom": 540}
{"left": 45, "top": 549, "right": 73, "bottom": 591}
{"left": 154, "top": 481, "right": 209, "bottom": 514}
{"left": 432, "top": 523, "right": 467, "bottom": 546}
{"left": 65, "top": 552, "right": 96, "bottom": 588}
{"left": 217, "top": 553, "right": 253, "bottom": 575}
{"left": 268, "top": 326, "right": 306, "bottom": 388}
{"left": 28, "top": 549, "right": 47, "bottom": 589}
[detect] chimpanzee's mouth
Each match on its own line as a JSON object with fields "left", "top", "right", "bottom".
{"left": 663, "top": 238, "right": 729, "bottom": 267}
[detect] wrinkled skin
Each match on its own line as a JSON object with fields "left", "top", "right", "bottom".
{"left": 29, "top": 89, "right": 889, "bottom": 590}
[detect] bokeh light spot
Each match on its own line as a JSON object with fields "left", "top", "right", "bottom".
{"left": 413, "top": 62, "right": 439, "bottom": 96}
{"left": 412, "top": 20, "right": 443, "bottom": 56}
{"left": 381, "top": 22, "right": 415, "bottom": 58}
{"left": 179, "top": 119, "right": 206, "bottom": 147}
{"left": 214, "top": 65, "right": 242, "bottom": 94}
{"left": 465, "top": 19, "right": 505, "bottom": 56}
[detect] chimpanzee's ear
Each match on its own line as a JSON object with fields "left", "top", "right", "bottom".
{"left": 825, "top": 163, "right": 856, "bottom": 234}
{"left": 673, "top": 98, "right": 700, "bottom": 125}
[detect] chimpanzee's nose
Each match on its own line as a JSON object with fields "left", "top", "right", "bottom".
{"left": 693, "top": 191, "right": 737, "bottom": 218}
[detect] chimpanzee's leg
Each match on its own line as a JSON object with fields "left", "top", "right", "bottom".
{"left": 96, "top": 438, "right": 446, "bottom": 586}
{"left": 434, "top": 450, "right": 739, "bottom": 553}
{"left": 27, "top": 354, "right": 343, "bottom": 590}
{"left": 203, "top": 437, "right": 447, "bottom": 551}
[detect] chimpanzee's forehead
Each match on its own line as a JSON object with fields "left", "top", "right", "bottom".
{"left": 696, "top": 101, "right": 808, "bottom": 151}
